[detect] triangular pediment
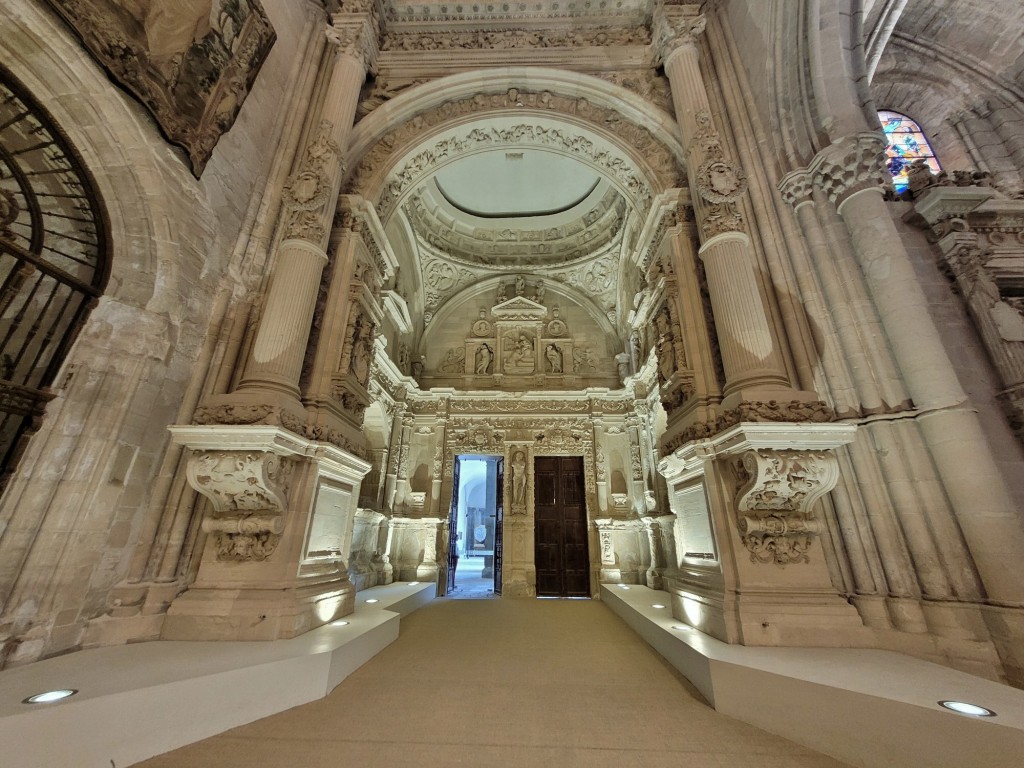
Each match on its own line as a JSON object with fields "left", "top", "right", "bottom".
{"left": 491, "top": 296, "right": 548, "bottom": 320}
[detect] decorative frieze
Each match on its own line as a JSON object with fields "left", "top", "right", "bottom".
{"left": 380, "top": 26, "right": 650, "bottom": 52}
{"left": 663, "top": 399, "right": 834, "bottom": 454}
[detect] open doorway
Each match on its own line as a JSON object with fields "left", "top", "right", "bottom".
{"left": 446, "top": 455, "right": 504, "bottom": 598}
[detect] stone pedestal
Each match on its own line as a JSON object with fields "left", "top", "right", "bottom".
{"left": 659, "top": 422, "right": 866, "bottom": 646}
{"left": 162, "top": 426, "right": 370, "bottom": 641}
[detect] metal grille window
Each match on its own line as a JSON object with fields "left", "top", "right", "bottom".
{"left": 0, "top": 65, "right": 109, "bottom": 489}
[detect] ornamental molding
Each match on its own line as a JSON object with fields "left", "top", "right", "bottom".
{"left": 369, "top": 122, "right": 655, "bottom": 221}
{"left": 662, "top": 399, "right": 835, "bottom": 455}
{"left": 347, "top": 88, "right": 683, "bottom": 218}
{"left": 384, "top": 0, "right": 648, "bottom": 24}
{"left": 380, "top": 25, "right": 650, "bottom": 52}
{"left": 406, "top": 185, "right": 627, "bottom": 268}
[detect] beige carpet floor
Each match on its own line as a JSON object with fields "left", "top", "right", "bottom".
{"left": 136, "top": 598, "right": 852, "bottom": 768}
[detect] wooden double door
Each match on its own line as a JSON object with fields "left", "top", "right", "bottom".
{"left": 534, "top": 456, "right": 591, "bottom": 597}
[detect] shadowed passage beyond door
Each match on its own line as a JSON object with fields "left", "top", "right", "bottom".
{"left": 534, "top": 456, "right": 590, "bottom": 597}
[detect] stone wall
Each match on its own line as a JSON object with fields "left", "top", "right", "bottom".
{"left": 0, "top": 0, "right": 322, "bottom": 666}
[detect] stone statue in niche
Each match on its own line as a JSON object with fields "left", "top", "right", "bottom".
{"left": 475, "top": 343, "right": 494, "bottom": 374}
{"left": 511, "top": 450, "right": 528, "bottom": 507}
{"left": 629, "top": 331, "right": 642, "bottom": 371}
{"left": 411, "top": 357, "right": 424, "bottom": 379}
{"left": 349, "top": 314, "right": 373, "bottom": 384}
{"left": 535, "top": 281, "right": 546, "bottom": 305}
{"left": 496, "top": 282, "right": 507, "bottom": 304}
{"left": 397, "top": 343, "right": 410, "bottom": 374}
{"left": 545, "top": 343, "right": 563, "bottom": 373}
{"left": 515, "top": 274, "right": 526, "bottom": 296}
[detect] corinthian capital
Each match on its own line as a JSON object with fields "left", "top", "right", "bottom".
{"left": 330, "top": 11, "right": 380, "bottom": 73}
{"left": 651, "top": 3, "right": 706, "bottom": 66}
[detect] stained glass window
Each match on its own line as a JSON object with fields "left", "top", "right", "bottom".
{"left": 879, "top": 110, "right": 941, "bottom": 193}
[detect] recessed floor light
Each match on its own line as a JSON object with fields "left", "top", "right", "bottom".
{"left": 331, "top": 620, "right": 349, "bottom": 627}
{"left": 652, "top": 603, "right": 666, "bottom": 609}
{"left": 22, "top": 689, "right": 77, "bottom": 704}
{"left": 365, "top": 598, "right": 379, "bottom": 604}
{"left": 938, "top": 700, "right": 996, "bottom": 717}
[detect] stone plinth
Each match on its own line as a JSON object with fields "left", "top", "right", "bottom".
{"left": 162, "top": 426, "right": 370, "bottom": 641}
{"left": 659, "top": 422, "right": 866, "bottom": 647}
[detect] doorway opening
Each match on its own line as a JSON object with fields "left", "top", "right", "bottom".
{"left": 446, "top": 455, "right": 504, "bottom": 598}
{"left": 534, "top": 455, "right": 591, "bottom": 598}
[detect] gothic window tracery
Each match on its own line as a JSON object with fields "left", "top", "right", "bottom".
{"left": 0, "top": 65, "right": 109, "bottom": 488}
{"left": 879, "top": 110, "right": 941, "bottom": 193}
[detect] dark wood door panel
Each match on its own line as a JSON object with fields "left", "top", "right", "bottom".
{"left": 534, "top": 456, "right": 590, "bottom": 598}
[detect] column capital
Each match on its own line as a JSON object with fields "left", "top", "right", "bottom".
{"left": 651, "top": 3, "right": 706, "bottom": 67}
{"left": 330, "top": 7, "right": 381, "bottom": 73}
{"left": 807, "top": 133, "right": 891, "bottom": 208}
{"left": 777, "top": 169, "right": 814, "bottom": 208}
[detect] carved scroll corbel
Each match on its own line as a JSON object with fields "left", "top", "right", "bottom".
{"left": 187, "top": 451, "right": 295, "bottom": 561}
{"left": 733, "top": 449, "right": 838, "bottom": 566}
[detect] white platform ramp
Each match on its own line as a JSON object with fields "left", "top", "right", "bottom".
{"left": 0, "top": 582, "right": 435, "bottom": 768}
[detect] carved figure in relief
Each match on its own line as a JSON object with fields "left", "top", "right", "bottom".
{"left": 439, "top": 348, "right": 465, "bottom": 373}
{"left": 504, "top": 334, "right": 535, "bottom": 374}
{"left": 475, "top": 343, "right": 493, "bottom": 374}
{"left": 472, "top": 309, "right": 492, "bottom": 337}
{"left": 573, "top": 347, "right": 597, "bottom": 373}
{"left": 411, "top": 357, "right": 424, "bottom": 379}
{"left": 545, "top": 343, "right": 563, "bottom": 373}
{"left": 496, "top": 282, "right": 507, "bottom": 304}
{"left": 511, "top": 450, "right": 528, "bottom": 507}
{"left": 535, "top": 281, "right": 546, "bottom": 304}
{"left": 515, "top": 274, "right": 526, "bottom": 296}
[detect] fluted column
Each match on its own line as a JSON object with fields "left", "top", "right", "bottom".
{"left": 236, "top": 13, "right": 378, "bottom": 398}
{"left": 653, "top": 5, "right": 810, "bottom": 407}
